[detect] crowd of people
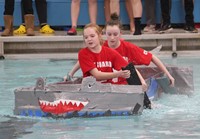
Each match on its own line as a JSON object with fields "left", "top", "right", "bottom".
{"left": 1, "top": 0, "right": 54, "bottom": 36}
{"left": 1, "top": 0, "right": 198, "bottom": 36}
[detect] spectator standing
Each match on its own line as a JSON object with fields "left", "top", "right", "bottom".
{"left": 143, "top": 0, "right": 156, "bottom": 32}
{"left": 104, "top": 0, "right": 111, "bottom": 23}
{"left": 67, "top": 0, "right": 97, "bottom": 35}
{"left": 104, "top": 0, "right": 120, "bottom": 22}
{"left": 130, "top": 0, "right": 143, "bottom": 35}
{"left": 104, "top": 0, "right": 135, "bottom": 34}
{"left": 160, "top": 0, "right": 198, "bottom": 33}
{"left": 14, "top": 0, "right": 54, "bottom": 35}
{"left": 1, "top": 0, "right": 35, "bottom": 36}
{"left": 125, "top": 0, "right": 135, "bottom": 34}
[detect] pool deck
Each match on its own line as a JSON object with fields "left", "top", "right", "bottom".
{"left": 4, "top": 50, "right": 200, "bottom": 60}
{"left": 1, "top": 28, "right": 200, "bottom": 59}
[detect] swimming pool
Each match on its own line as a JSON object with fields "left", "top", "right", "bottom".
{"left": 0, "top": 56, "right": 200, "bottom": 139}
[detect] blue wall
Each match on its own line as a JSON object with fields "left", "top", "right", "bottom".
{"left": 0, "top": 0, "right": 200, "bottom": 27}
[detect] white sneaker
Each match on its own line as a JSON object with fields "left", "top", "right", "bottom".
{"left": 143, "top": 25, "right": 156, "bottom": 32}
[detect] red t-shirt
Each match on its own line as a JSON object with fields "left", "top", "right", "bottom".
{"left": 104, "top": 40, "right": 152, "bottom": 65}
{"left": 78, "top": 46, "right": 128, "bottom": 84}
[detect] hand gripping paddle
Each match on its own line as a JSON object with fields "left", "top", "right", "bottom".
{"left": 122, "top": 62, "right": 151, "bottom": 109}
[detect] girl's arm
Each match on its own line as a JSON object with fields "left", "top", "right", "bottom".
{"left": 151, "top": 55, "right": 175, "bottom": 87}
{"left": 90, "top": 68, "right": 130, "bottom": 80}
{"left": 136, "top": 69, "right": 147, "bottom": 92}
{"left": 68, "top": 61, "right": 80, "bottom": 77}
{"left": 64, "top": 61, "right": 80, "bottom": 81}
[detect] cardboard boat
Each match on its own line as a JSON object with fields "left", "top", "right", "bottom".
{"left": 14, "top": 46, "right": 194, "bottom": 118}
{"left": 14, "top": 77, "right": 144, "bottom": 118}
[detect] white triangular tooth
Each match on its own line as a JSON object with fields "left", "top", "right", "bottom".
{"left": 71, "top": 100, "right": 76, "bottom": 105}
{"left": 61, "top": 100, "right": 65, "bottom": 105}
{"left": 54, "top": 102, "right": 57, "bottom": 106}
{"left": 52, "top": 101, "right": 55, "bottom": 105}
{"left": 41, "top": 101, "right": 44, "bottom": 105}
{"left": 46, "top": 101, "right": 50, "bottom": 106}
{"left": 71, "top": 100, "right": 77, "bottom": 105}
{"left": 50, "top": 102, "right": 54, "bottom": 106}
{"left": 42, "top": 101, "right": 46, "bottom": 105}
{"left": 55, "top": 100, "right": 60, "bottom": 105}
{"left": 65, "top": 100, "right": 70, "bottom": 105}
{"left": 76, "top": 101, "right": 81, "bottom": 106}
{"left": 56, "top": 102, "right": 58, "bottom": 106}
{"left": 40, "top": 100, "right": 45, "bottom": 105}
{"left": 52, "top": 101, "right": 56, "bottom": 106}
{"left": 49, "top": 102, "right": 52, "bottom": 106}
{"left": 39, "top": 100, "right": 43, "bottom": 105}
{"left": 53, "top": 102, "right": 56, "bottom": 107}
{"left": 66, "top": 100, "right": 71, "bottom": 105}
{"left": 82, "top": 101, "right": 89, "bottom": 106}
{"left": 44, "top": 101, "right": 48, "bottom": 105}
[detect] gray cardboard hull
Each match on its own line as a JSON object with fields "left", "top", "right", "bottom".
{"left": 14, "top": 77, "right": 144, "bottom": 118}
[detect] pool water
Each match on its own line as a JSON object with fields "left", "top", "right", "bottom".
{"left": 0, "top": 57, "right": 200, "bottom": 139}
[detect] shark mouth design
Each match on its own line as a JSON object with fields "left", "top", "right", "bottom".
{"left": 38, "top": 99, "right": 89, "bottom": 114}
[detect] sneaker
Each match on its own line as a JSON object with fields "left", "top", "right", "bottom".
{"left": 143, "top": 25, "right": 156, "bottom": 32}
{"left": 39, "top": 24, "right": 54, "bottom": 34}
{"left": 195, "top": 23, "right": 200, "bottom": 29}
{"left": 14, "top": 25, "right": 26, "bottom": 35}
{"left": 184, "top": 25, "right": 198, "bottom": 33}
{"left": 159, "top": 23, "right": 173, "bottom": 33}
{"left": 67, "top": 27, "right": 77, "bottom": 35}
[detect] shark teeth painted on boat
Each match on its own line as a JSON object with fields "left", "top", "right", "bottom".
{"left": 38, "top": 99, "right": 89, "bottom": 114}
{"left": 39, "top": 99, "right": 89, "bottom": 107}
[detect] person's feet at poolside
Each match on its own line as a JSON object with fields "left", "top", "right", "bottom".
{"left": 133, "top": 17, "right": 142, "bottom": 35}
{"left": 184, "top": 25, "right": 198, "bottom": 33}
{"left": 133, "top": 25, "right": 141, "bottom": 35}
{"left": 133, "top": 30, "right": 142, "bottom": 35}
{"left": 39, "top": 24, "right": 54, "bottom": 34}
{"left": 159, "top": 23, "right": 173, "bottom": 34}
{"left": 143, "top": 25, "right": 156, "bottom": 32}
{"left": 14, "top": 24, "right": 26, "bottom": 35}
{"left": 67, "top": 27, "right": 77, "bottom": 35}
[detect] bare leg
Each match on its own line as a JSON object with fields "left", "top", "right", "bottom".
{"left": 125, "top": 0, "right": 135, "bottom": 33}
{"left": 145, "top": 0, "right": 156, "bottom": 26}
{"left": 132, "top": 0, "right": 142, "bottom": 35}
{"left": 132, "top": 0, "right": 142, "bottom": 17}
{"left": 104, "top": 0, "right": 110, "bottom": 22}
{"left": 67, "top": 0, "right": 80, "bottom": 35}
{"left": 88, "top": 0, "right": 97, "bottom": 24}
{"left": 110, "top": 0, "right": 120, "bottom": 15}
{"left": 71, "top": 0, "right": 80, "bottom": 28}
